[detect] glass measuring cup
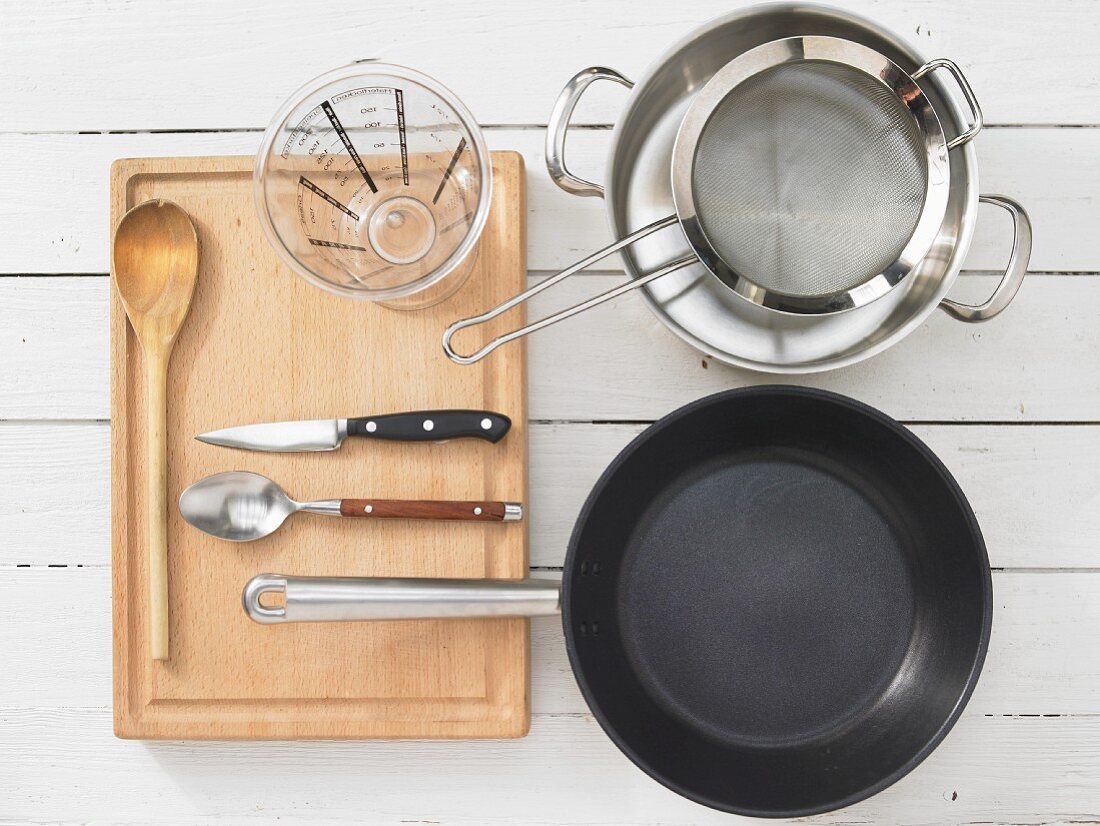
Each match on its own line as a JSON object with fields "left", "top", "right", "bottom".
{"left": 254, "top": 63, "right": 492, "bottom": 307}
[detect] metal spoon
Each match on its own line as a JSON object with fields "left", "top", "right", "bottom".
{"left": 113, "top": 199, "right": 199, "bottom": 660}
{"left": 179, "top": 471, "right": 523, "bottom": 542}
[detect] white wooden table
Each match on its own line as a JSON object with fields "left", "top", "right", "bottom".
{"left": 2, "top": 1, "right": 1098, "bottom": 823}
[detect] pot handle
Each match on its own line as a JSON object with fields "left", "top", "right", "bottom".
{"left": 546, "top": 67, "right": 634, "bottom": 198}
{"left": 243, "top": 573, "right": 561, "bottom": 624}
{"left": 940, "top": 195, "right": 1032, "bottom": 322}
{"left": 912, "top": 58, "right": 983, "bottom": 150}
{"left": 443, "top": 215, "right": 693, "bottom": 364}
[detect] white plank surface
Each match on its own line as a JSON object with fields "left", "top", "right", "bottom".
{"left": 1, "top": 128, "right": 1097, "bottom": 274}
{"left": 3, "top": 1, "right": 1100, "bottom": 823}
{"left": 0, "top": 707, "right": 1097, "bottom": 825}
{"left": 2, "top": 567, "right": 1098, "bottom": 714}
{"left": 2, "top": 274, "right": 1097, "bottom": 422}
{"left": 2, "top": 0, "right": 1098, "bottom": 130}
{"left": 2, "top": 422, "right": 1099, "bottom": 569}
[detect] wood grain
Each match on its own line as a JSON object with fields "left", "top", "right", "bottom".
{"left": 11, "top": 272, "right": 1098, "bottom": 423}
{"left": 2, "top": 0, "right": 1098, "bottom": 130}
{"left": 4, "top": 422, "right": 1100, "bottom": 569}
{"left": 2, "top": 422, "right": 1099, "bottom": 569}
{"left": 112, "top": 199, "right": 201, "bottom": 660}
{"left": 338, "top": 499, "right": 512, "bottom": 520}
{"left": 110, "top": 154, "right": 530, "bottom": 739}
{"left": 1, "top": 127, "right": 1097, "bottom": 275}
{"left": 0, "top": 706, "right": 1098, "bottom": 826}
{"left": 7, "top": 2, "right": 1100, "bottom": 821}
{"left": 144, "top": 353, "right": 170, "bottom": 659}
{"left": 7, "top": 567, "right": 1100, "bottom": 714}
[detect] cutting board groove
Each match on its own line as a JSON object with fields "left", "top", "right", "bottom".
{"left": 110, "top": 153, "right": 528, "bottom": 739}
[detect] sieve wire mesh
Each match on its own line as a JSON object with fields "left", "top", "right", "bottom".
{"left": 691, "top": 61, "right": 928, "bottom": 298}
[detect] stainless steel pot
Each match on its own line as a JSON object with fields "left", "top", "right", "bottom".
{"left": 542, "top": 3, "right": 1032, "bottom": 373}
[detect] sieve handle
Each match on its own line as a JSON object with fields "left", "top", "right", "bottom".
{"left": 940, "top": 195, "right": 1032, "bottom": 322}
{"left": 443, "top": 215, "right": 693, "bottom": 364}
{"left": 912, "top": 58, "right": 983, "bottom": 150}
{"left": 546, "top": 67, "right": 634, "bottom": 198}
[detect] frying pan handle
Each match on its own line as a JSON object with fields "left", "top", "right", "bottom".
{"left": 940, "top": 195, "right": 1032, "bottom": 322}
{"left": 546, "top": 67, "right": 634, "bottom": 198}
{"left": 443, "top": 215, "right": 693, "bottom": 364}
{"left": 912, "top": 58, "right": 983, "bottom": 150}
{"left": 243, "top": 573, "right": 561, "bottom": 624}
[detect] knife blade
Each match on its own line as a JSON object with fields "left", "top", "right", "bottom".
{"left": 196, "top": 410, "right": 512, "bottom": 453}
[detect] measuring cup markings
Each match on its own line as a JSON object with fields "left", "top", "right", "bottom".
{"left": 257, "top": 65, "right": 491, "bottom": 301}
{"left": 298, "top": 176, "right": 360, "bottom": 221}
{"left": 394, "top": 88, "right": 410, "bottom": 185}
{"left": 319, "top": 99, "right": 378, "bottom": 192}
{"left": 433, "top": 137, "right": 467, "bottom": 205}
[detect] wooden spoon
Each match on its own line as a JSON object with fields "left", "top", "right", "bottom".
{"left": 112, "top": 200, "right": 199, "bottom": 660}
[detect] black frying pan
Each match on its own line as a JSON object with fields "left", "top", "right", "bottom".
{"left": 565, "top": 386, "right": 991, "bottom": 815}
{"left": 245, "top": 386, "right": 992, "bottom": 816}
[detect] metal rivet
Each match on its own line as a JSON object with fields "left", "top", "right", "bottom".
{"left": 423, "top": 419, "right": 434, "bottom": 432}
{"left": 365, "top": 505, "right": 373, "bottom": 514}
{"left": 473, "top": 507, "right": 483, "bottom": 515}
{"left": 480, "top": 417, "right": 492, "bottom": 430}
{"left": 366, "top": 421, "right": 377, "bottom": 433}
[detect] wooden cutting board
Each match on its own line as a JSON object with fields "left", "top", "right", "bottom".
{"left": 110, "top": 154, "right": 529, "bottom": 739}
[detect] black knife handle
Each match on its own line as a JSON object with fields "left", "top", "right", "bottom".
{"left": 346, "top": 411, "right": 512, "bottom": 443}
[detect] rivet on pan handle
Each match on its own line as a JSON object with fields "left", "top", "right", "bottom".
{"left": 912, "top": 58, "right": 983, "bottom": 150}
{"left": 546, "top": 67, "right": 634, "bottom": 198}
{"left": 940, "top": 195, "right": 1032, "bottom": 322}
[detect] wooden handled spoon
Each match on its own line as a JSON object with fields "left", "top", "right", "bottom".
{"left": 179, "top": 472, "right": 524, "bottom": 543}
{"left": 112, "top": 200, "right": 199, "bottom": 660}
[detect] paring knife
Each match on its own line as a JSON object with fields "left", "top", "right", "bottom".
{"left": 196, "top": 410, "right": 511, "bottom": 453}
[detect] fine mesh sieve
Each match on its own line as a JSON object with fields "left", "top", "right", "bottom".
{"left": 445, "top": 36, "right": 967, "bottom": 365}
{"left": 672, "top": 36, "right": 951, "bottom": 314}
{"left": 690, "top": 61, "right": 927, "bottom": 299}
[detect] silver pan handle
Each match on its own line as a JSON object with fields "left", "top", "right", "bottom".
{"left": 912, "top": 58, "right": 983, "bottom": 150}
{"left": 243, "top": 573, "right": 562, "bottom": 624}
{"left": 546, "top": 67, "right": 634, "bottom": 198}
{"left": 940, "top": 195, "right": 1032, "bottom": 322}
{"left": 443, "top": 215, "right": 693, "bottom": 364}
